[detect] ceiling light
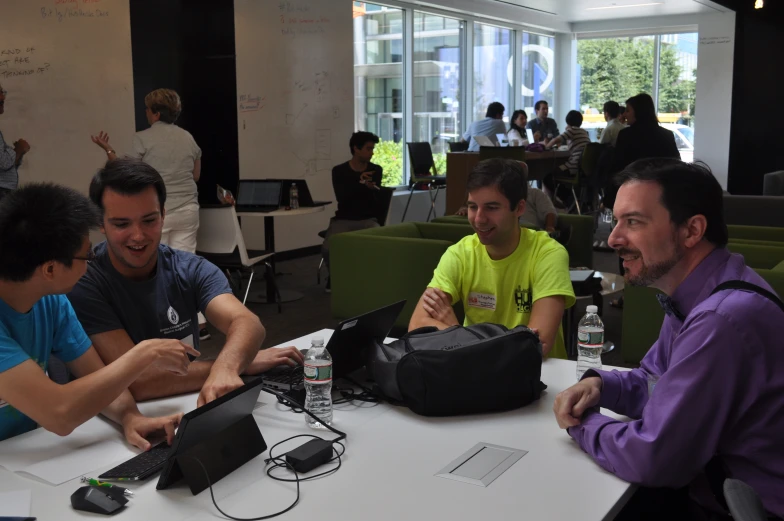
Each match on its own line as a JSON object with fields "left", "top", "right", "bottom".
{"left": 754, "top": 0, "right": 763, "bottom": 8}
{"left": 586, "top": 2, "right": 664, "bottom": 10}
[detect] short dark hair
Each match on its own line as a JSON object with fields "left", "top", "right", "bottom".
{"left": 565, "top": 110, "right": 583, "bottom": 127}
{"left": 603, "top": 101, "right": 620, "bottom": 119}
{"left": 626, "top": 93, "right": 658, "bottom": 125}
{"left": 466, "top": 158, "right": 528, "bottom": 210}
{"left": 0, "top": 183, "right": 101, "bottom": 282}
{"left": 89, "top": 158, "right": 167, "bottom": 213}
{"left": 534, "top": 100, "right": 549, "bottom": 111}
{"left": 486, "top": 102, "right": 505, "bottom": 119}
{"left": 615, "top": 158, "right": 728, "bottom": 247}
{"left": 349, "top": 131, "right": 379, "bottom": 155}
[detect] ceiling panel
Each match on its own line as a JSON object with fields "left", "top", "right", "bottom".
{"left": 484, "top": 0, "right": 728, "bottom": 22}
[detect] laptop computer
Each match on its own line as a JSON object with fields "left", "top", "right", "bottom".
{"left": 496, "top": 133, "right": 509, "bottom": 147}
{"left": 266, "top": 179, "right": 330, "bottom": 208}
{"left": 526, "top": 128, "right": 536, "bottom": 144}
{"left": 99, "top": 378, "right": 267, "bottom": 492}
{"left": 474, "top": 135, "right": 496, "bottom": 148}
{"left": 262, "top": 300, "right": 407, "bottom": 392}
{"left": 235, "top": 180, "right": 282, "bottom": 212}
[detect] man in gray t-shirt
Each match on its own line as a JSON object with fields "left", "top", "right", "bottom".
{"left": 68, "top": 159, "right": 302, "bottom": 406}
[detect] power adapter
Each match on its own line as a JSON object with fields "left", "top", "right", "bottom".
{"left": 285, "top": 439, "right": 335, "bottom": 473}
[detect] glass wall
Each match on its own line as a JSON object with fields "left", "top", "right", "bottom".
{"left": 413, "top": 11, "right": 463, "bottom": 168}
{"left": 353, "top": 2, "right": 405, "bottom": 186}
{"left": 576, "top": 32, "right": 697, "bottom": 161}
{"left": 472, "top": 23, "right": 512, "bottom": 126}
{"left": 521, "top": 33, "right": 556, "bottom": 119}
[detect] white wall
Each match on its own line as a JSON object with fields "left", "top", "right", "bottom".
{"left": 568, "top": 11, "right": 736, "bottom": 188}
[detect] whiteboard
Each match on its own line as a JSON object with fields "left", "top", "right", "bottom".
{"left": 0, "top": 0, "right": 135, "bottom": 194}
{"left": 234, "top": 0, "right": 353, "bottom": 252}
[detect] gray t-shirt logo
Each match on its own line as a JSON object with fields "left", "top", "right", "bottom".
{"left": 167, "top": 306, "right": 180, "bottom": 325}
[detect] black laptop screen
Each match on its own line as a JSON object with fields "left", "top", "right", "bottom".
{"left": 237, "top": 181, "right": 282, "bottom": 207}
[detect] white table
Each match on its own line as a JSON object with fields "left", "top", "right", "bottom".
{"left": 0, "top": 329, "right": 634, "bottom": 520}
{"left": 236, "top": 205, "right": 328, "bottom": 304}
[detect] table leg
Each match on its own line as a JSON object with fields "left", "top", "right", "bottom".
{"left": 264, "top": 216, "right": 276, "bottom": 303}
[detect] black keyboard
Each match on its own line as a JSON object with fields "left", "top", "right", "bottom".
{"left": 99, "top": 442, "right": 171, "bottom": 480}
{"left": 262, "top": 365, "right": 304, "bottom": 390}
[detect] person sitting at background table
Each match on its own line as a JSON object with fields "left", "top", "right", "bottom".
{"left": 554, "top": 159, "right": 784, "bottom": 520}
{"left": 542, "top": 110, "right": 591, "bottom": 207}
{"left": 461, "top": 102, "right": 507, "bottom": 152}
{"left": 411, "top": 158, "right": 575, "bottom": 359}
{"left": 618, "top": 105, "right": 628, "bottom": 125}
{"left": 507, "top": 110, "right": 528, "bottom": 145}
{"left": 526, "top": 100, "right": 559, "bottom": 143}
{"left": 90, "top": 88, "right": 210, "bottom": 340}
{"left": 0, "top": 84, "right": 31, "bottom": 203}
{"left": 322, "top": 131, "right": 384, "bottom": 292}
{"left": 0, "top": 183, "right": 194, "bottom": 449}
{"left": 67, "top": 159, "right": 302, "bottom": 407}
{"left": 599, "top": 100, "right": 624, "bottom": 147}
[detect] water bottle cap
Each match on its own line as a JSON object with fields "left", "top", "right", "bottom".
{"left": 311, "top": 336, "right": 324, "bottom": 347}
{"left": 586, "top": 305, "right": 598, "bottom": 313}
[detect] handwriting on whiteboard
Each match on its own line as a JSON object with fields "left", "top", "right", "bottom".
{"left": 41, "top": 5, "right": 110, "bottom": 22}
{"left": 699, "top": 36, "right": 731, "bottom": 46}
{"left": 239, "top": 94, "right": 265, "bottom": 112}
{"left": 0, "top": 47, "right": 51, "bottom": 79}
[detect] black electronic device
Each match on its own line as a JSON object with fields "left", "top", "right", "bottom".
{"left": 99, "top": 441, "right": 171, "bottom": 481}
{"left": 70, "top": 486, "right": 128, "bottom": 516}
{"left": 262, "top": 300, "right": 406, "bottom": 392}
{"left": 99, "top": 378, "right": 267, "bottom": 495}
{"left": 235, "top": 180, "right": 283, "bottom": 212}
{"left": 268, "top": 178, "right": 330, "bottom": 208}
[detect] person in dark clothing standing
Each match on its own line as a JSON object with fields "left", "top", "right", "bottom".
{"left": 321, "top": 131, "right": 384, "bottom": 291}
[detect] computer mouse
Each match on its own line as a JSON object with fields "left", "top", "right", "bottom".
{"left": 71, "top": 485, "right": 128, "bottom": 515}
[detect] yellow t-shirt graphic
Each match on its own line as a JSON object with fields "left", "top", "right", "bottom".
{"left": 429, "top": 227, "right": 576, "bottom": 359}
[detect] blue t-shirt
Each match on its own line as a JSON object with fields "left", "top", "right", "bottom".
{"left": 67, "top": 243, "right": 232, "bottom": 350}
{"left": 0, "top": 295, "right": 92, "bottom": 441}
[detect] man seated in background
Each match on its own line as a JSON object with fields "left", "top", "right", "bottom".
{"left": 599, "top": 100, "right": 624, "bottom": 147}
{"left": 554, "top": 159, "right": 784, "bottom": 520}
{"left": 410, "top": 158, "right": 575, "bottom": 359}
{"left": 68, "top": 159, "right": 302, "bottom": 407}
{"left": 322, "top": 131, "right": 384, "bottom": 291}
{"left": 462, "top": 102, "right": 507, "bottom": 152}
{"left": 543, "top": 110, "right": 591, "bottom": 207}
{"left": 0, "top": 183, "right": 194, "bottom": 449}
{"left": 526, "top": 100, "right": 559, "bottom": 143}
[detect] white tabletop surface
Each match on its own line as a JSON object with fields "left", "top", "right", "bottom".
{"left": 0, "top": 329, "right": 634, "bottom": 521}
{"left": 236, "top": 205, "right": 327, "bottom": 218}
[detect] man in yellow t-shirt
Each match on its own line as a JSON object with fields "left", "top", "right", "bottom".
{"left": 409, "top": 158, "right": 575, "bottom": 359}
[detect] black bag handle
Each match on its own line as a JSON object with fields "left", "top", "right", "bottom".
{"left": 710, "top": 280, "right": 784, "bottom": 313}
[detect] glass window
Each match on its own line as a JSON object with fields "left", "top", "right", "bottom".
{"left": 472, "top": 23, "right": 513, "bottom": 127}
{"left": 413, "top": 11, "right": 463, "bottom": 173}
{"left": 521, "top": 32, "right": 556, "bottom": 119}
{"left": 658, "top": 33, "right": 697, "bottom": 162}
{"left": 353, "top": 3, "right": 405, "bottom": 186}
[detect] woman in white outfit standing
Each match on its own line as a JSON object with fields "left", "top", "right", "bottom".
{"left": 90, "top": 88, "right": 210, "bottom": 339}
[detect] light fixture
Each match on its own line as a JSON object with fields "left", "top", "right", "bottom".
{"left": 586, "top": 2, "right": 664, "bottom": 10}
{"left": 754, "top": 0, "right": 763, "bottom": 8}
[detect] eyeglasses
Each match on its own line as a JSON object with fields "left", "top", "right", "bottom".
{"left": 73, "top": 249, "right": 96, "bottom": 263}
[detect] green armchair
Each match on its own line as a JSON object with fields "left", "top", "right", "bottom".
{"left": 329, "top": 222, "right": 474, "bottom": 330}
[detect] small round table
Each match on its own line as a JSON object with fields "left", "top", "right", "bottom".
{"left": 567, "top": 271, "right": 625, "bottom": 358}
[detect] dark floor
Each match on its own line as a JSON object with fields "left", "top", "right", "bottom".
{"left": 201, "top": 220, "right": 634, "bottom": 368}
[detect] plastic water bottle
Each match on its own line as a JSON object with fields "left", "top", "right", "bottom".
{"left": 576, "top": 305, "right": 604, "bottom": 381}
{"left": 289, "top": 183, "right": 299, "bottom": 209}
{"left": 304, "top": 336, "right": 332, "bottom": 429}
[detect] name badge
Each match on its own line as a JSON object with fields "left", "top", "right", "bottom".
{"left": 467, "top": 292, "right": 496, "bottom": 310}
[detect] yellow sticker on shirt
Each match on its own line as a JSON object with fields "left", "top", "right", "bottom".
{"left": 467, "top": 292, "right": 497, "bottom": 310}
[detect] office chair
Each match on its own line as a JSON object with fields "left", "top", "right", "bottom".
{"left": 448, "top": 141, "right": 469, "bottom": 152}
{"left": 554, "top": 143, "right": 605, "bottom": 215}
{"left": 723, "top": 479, "right": 770, "bottom": 521}
{"left": 196, "top": 204, "right": 281, "bottom": 313}
{"left": 401, "top": 142, "right": 447, "bottom": 222}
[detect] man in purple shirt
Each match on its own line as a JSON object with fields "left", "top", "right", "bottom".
{"left": 554, "top": 158, "right": 784, "bottom": 520}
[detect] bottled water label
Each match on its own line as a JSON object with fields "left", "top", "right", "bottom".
{"left": 304, "top": 363, "right": 332, "bottom": 383}
{"left": 578, "top": 330, "right": 604, "bottom": 346}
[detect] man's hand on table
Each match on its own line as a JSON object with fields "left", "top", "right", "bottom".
{"left": 553, "top": 376, "right": 603, "bottom": 429}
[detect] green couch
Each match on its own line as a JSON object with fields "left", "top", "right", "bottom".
{"left": 621, "top": 244, "right": 784, "bottom": 364}
{"left": 329, "top": 222, "right": 474, "bottom": 330}
{"left": 431, "top": 214, "right": 594, "bottom": 269}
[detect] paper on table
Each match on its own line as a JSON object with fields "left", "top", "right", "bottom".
{"left": 0, "top": 418, "right": 136, "bottom": 486}
{"left": 0, "top": 489, "right": 32, "bottom": 516}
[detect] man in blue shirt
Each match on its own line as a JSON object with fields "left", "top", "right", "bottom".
{"left": 68, "top": 159, "right": 303, "bottom": 407}
{"left": 526, "top": 100, "right": 559, "bottom": 142}
{"left": 462, "top": 102, "right": 507, "bottom": 152}
{"left": 0, "top": 183, "right": 197, "bottom": 447}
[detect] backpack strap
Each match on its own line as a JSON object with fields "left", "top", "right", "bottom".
{"left": 710, "top": 280, "right": 784, "bottom": 313}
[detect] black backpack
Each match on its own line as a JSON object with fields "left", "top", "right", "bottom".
{"left": 366, "top": 323, "right": 545, "bottom": 416}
